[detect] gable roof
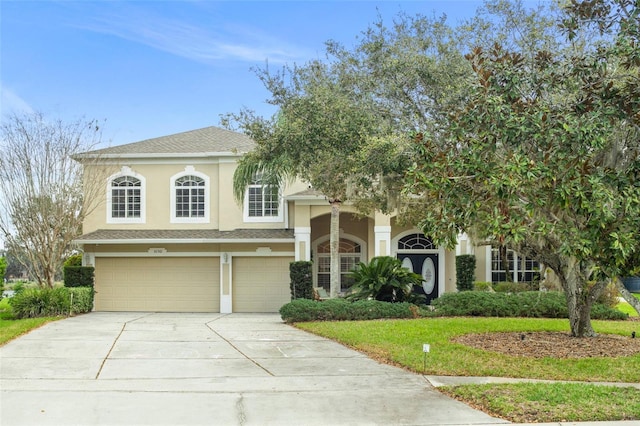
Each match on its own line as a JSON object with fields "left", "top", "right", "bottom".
{"left": 77, "top": 126, "right": 255, "bottom": 159}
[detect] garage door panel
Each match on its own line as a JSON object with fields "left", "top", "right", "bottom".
{"left": 233, "top": 257, "right": 293, "bottom": 313}
{"left": 95, "top": 257, "right": 220, "bottom": 312}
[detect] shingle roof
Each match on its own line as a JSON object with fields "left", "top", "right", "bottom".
{"left": 80, "top": 126, "right": 255, "bottom": 157}
{"left": 75, "top": 229, "right": 295, "bottom": 244}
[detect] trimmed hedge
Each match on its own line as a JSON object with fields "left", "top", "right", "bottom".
{"left": 9, "top": 287, "right": 94, "bottom": 319}
{"left": 63, "top": 266, "right": 95, "bottom": 287}
{"left": 279, "top": 298, "right": 424, "bottom": 323}
{"left": 455, "top": 254, "right": 476, "bottom": 291}
{"left": 430, "top": 291, "right": 628, "bottom": 320}
{"left": 290, "top": 261, "right": 313, "bottom": 300}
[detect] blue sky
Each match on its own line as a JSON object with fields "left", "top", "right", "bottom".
{"left": 1, "top": 1, "right": 487, "bottom": 147}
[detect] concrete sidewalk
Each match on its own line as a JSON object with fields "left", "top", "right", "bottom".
{"left": 1, "top": 312, "right": 505, "bottom": 426}
{"left": 0, "top": 312, "right": 638, "bottom": 426}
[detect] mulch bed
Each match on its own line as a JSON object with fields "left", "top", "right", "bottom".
{"left": 453, "top": 331, "right": 640, "bottom": 359}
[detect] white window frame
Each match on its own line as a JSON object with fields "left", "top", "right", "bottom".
{"left": 243, "top": 175, "right": 283, "bottom": 223}
{"left": 170, "top": 167, "right": 210, "bottom": 223}
{"left": 313, "top": 234, "right": 367, "bottom": 293}
{"left": 106, "top": 167, "right": 145, "bottom": 224}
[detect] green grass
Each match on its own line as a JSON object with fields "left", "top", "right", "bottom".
{"left": 297, "top": 316, "right": 640, "bottom": 422}
{"left": 0, "top": 297, "right": 60, "bottom": 345}
{"left": 616, "top": 293, "right": 640, "bottom": 317}
{"left": 296, "top": 317, "right": 639, "bottom": 382}
{"left": 441, "top": 382, "right": 640, "bottom": 423}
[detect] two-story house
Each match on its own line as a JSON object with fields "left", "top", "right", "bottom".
{"left": 75, "top": 126, "right": 539, "bottom": 313}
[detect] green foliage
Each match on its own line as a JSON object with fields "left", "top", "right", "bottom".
{"left": 67, "top": 287, "right": 94, "bottom": 313}
{"left": 346, "top": 256, "right": 424, "bottom": 303}
{"left": 9, "top": 287, "right": 93, "bottom": 319}
{"left": 289, "top": 261, "right": 313, "bottom": 300}
{"left": 430, "top": 291, "right": 627, "bottom": 320}
{"left": 493, "top": 281, "right": 537, "bottom": 293}
{"left": 0, "top": 257, "right": 7, "bottom": 281}
{"left": 63, "top": 266, "right": 94, "bottom": 287}
{"left": 63, "top": 254, "right": 83, "bottom": 267}
{"left": 279, "top": 298, "right": 424, "bottom": 323}
{"left": 474, "top": 281, "right": 494, "bottom": 291}
{"left": 455, "top": 254, "right": 476, "bottom": 291}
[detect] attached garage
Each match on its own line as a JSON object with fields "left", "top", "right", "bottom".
{"left": 94, "top": 257, "right": 220, "bottom": 312}
{"left": 232, "top": 257, "right": 294, "bottom": 312}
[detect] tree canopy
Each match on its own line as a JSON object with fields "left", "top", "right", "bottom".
{"left": 0, "top": 112, "right": 104, "bottom": 288}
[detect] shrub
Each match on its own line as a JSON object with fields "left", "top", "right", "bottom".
{"left": 68, "top": 287, "right": 94, "bottom": 313}
{"left": 430, "top": 291, "right": 627, "bottom": 320}
{"left": 63, "top": 266, "right": 95, "bottom": 287}
{"left": 596, "top": 282, "right": 620, "bottom": 308}
{"left": 9, "top": 287, "right": 94, "bottom": 318}
{"left": 347, "top": 256, "right": 423, "bottom": 303}
{"left": 289, "top": 261, "right": 313, "bottom": 300}
{"left": 279, "top": 298, "right": 425, "bottom": 323}
{"left": 493, "top": 281, "right": 535, "bottom": 293}
{"left": 456, "top": 255, "right": 476, "bottom": 291}
{"left": 64, "top": 254, "right": 83, "bottom": 267}
{"left": 474, "top": 281, "right": 494, "bottom": 291}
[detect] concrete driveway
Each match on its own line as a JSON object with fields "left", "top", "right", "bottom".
{"left": 0, "top": 312, "right": 506, "bottom": 426}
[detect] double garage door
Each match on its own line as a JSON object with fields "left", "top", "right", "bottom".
{"left": 94, "top": 256, "right": 293, "bottom": 313}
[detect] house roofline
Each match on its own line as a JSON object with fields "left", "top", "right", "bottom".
{"left": 73, "top": 151, "right": 247, "bottom": 160}
{"left": 75, "top": 237, "right": 295, "bottom": 245}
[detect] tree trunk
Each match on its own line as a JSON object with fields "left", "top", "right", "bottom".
{"left": 499, "top": 245, "right": 512, "bottom": 282}
{"left": 615, "top": 278, "right": 640, "bottom": 316}
{"left": 329, "top": 200, "right": 341, "bottom": 298}
{"left": 560, "top": 259, "right": 600, "bottom": 338}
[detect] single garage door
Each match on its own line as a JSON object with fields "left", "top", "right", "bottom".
{"left": 232, "top": 257, "right": 293, "bottom": 312}
{"left": 95, "top": 257, "right": 220, "bottom": 312}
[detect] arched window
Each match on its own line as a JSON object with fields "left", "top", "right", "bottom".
{"left": 398, "top": 234, "right": 436, "bottom": 250}
{"left": 175, "top": 175, "right": 205, "bottom": 218}
{"left": 171, "top": 168, "right": 209, "bottom": 223}
{"left": 107, "top": 169, "right": 145, "bottom": 223}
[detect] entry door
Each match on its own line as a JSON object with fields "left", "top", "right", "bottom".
{"left": 398, "top": 253, "right": 439, "bottom": 304}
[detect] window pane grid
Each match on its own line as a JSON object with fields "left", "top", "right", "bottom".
{"left": 110, "top": 176, "right": 141, "bottom": 219}
{"left": 174, "top": 175, "right": 205, "bottom": 218}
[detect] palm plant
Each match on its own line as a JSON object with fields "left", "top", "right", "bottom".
{"left": 347, "top": 256, "right": 424, "bottom": 303}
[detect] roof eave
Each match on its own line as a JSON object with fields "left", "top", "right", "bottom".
{"left": 74, "top": 237, "right": 295, "bottom": 245}
{"left": 74, "top": 151, "right": 248, "bottom": 160}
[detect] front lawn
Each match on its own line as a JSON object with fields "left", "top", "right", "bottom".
{"left": 617, "top": 293, "right": 640, "bottom": 317}
{"left": 441, "top": 382, "right": 640, "bottom": 423}
{"left": 297, "top": 316, "right": 640, "bottom": 423}
{"left": 0, "top": 297, "right": 60, "bottom": 345}
{"left": 297, "top": 317, "right": 639, "bottom": 382}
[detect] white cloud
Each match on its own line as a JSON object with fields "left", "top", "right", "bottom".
{"left": 0, "top": 84, "right": 34, "bottom": 118}
{"left": 74, "top": 4, "right": 311, "bottom": 65}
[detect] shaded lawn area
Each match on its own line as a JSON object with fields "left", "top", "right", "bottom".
{"left": 296, "top": 317, "right": 639, "bottom": 382}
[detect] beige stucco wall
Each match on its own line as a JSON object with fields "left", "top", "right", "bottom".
{"left": 82, "top": 159, "right": 311, "bottom": 234}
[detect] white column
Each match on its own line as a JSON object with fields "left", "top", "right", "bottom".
{"left": 220, "top": 253, "right": 232, "bottom": 313}
{"left": 294, "top": 227, "right": 311, "bottom": 261}
{"left": 374, "top": 226, "right": 391, "bottom": 256}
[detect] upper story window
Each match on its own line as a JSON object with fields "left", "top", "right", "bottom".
{"left": 107, "top": 168, "right": 145, "bottom": 224}
{"left": 171, "top": 167, "right": 209, "bottom": 223}
{"left": 244, "top": 174, "right": 282, "bottom": 222}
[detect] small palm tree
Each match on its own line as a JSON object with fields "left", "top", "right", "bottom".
{"left": 347, "top": 256, "right": 424, "bottom": 303}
